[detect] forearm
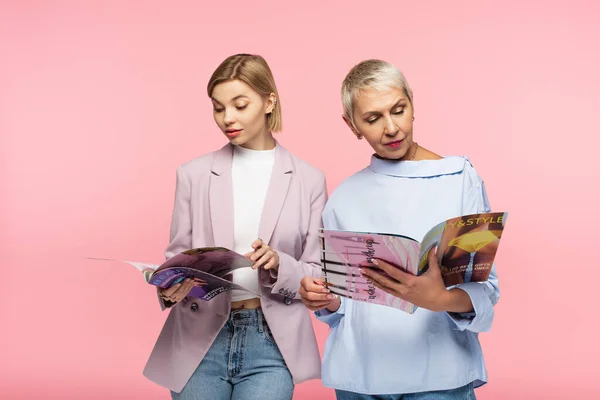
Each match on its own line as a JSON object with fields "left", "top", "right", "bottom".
{"left": 446, "top": 278, "right": 499, "bottom": 332}
{"left": 443, "top": 288, "right": 474, "bottom": 313}
{"left": 264, "top": 252, "right": 321, "bottom": 298}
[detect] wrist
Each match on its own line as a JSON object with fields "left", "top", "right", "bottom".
{"left": 272, "top": 251, "right": 280, "bottom": 271}
{"left": 439, "top": 289, "right": 454, "bottom": 312}
{"left": 325, "top": 296, "right": 341, "bottom": 312}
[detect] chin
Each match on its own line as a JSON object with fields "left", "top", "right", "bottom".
{"left": 227, "top": 135, "right": 246, "bottom": 145}
{"left": 377, "top": 148, "right": 407, "bottom": 160}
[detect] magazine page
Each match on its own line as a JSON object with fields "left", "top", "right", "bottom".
{"left": 156, "top": 247, "right": 253, "bottom": 277}
{"left": 417, "top": 219, "right": 447, "bottom": 276}
{"left": 148, "top": 268, "right": 261, "bottom": 301}
{"left": 319, "top": 230, "right": 421, "bottom": 313}
{"left": 86, "top": 247, "right": 260, "bottom": 301}
{"left": 85, "top": 258, "right": 159, "bottom": 283}
{"left": 419, "top": 212, "right": 508, "bottom": 286}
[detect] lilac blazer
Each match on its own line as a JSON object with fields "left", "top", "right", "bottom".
{"left": 143, "top": 142, "right": 327, "bottom": 393}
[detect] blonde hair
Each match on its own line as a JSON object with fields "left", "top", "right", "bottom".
{"left": 207, "top": 54, "right": 282, "bottom": 133}
{"left": 341, "top": 59, "right": 413, "bottom": 129}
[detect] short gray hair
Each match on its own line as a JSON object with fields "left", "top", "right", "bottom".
{"left": 341, "top": 59, "right": 413, "bottom": 128}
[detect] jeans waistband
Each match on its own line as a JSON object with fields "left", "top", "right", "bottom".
{"left": 228, "top": 308, "right": 265, "bottom": 328}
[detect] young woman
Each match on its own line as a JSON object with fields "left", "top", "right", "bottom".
{"left": 144, "top": 54, "right": 327, "bottom": 400}
{"left": 299, "top": 59, "right": 500, "bottom": 400}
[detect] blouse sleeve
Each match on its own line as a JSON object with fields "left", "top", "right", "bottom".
{"left": 446, "top": 160, "right": 500, "bottom": 333}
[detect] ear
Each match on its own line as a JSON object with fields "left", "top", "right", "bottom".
{"left": 266, "top": 92, "right": 277, "bottom": 114}
{"left": 342, "top": 115, "right": 360, "bottom": 137}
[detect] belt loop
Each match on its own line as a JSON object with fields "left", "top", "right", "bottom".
{"left": 257, "top": 309, "right": 264, "bottom": 333}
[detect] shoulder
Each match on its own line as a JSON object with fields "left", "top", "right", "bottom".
{"left": 327, "top": 167, "right": 371, "bottom": 203}
{"left": 460, "top": 156, "right": 485, "bottom": 189}
{"left": 283, "top": 147, "right": 327, "bottom": 188}
{"left": 412, "top": 155, "right": 483, "bottom": 183}
{"left": 458, "top": 156, "right": 491, "bottom": 213}
{"left": 177, "top": 145, "right": 229, "bottom": 178}
{"left": 421, "top": 155, "right": 485, "bottom": 190}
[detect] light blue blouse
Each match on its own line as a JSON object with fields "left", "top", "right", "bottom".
{"left": 315, "top": 155, "right": 500, "bottom": 395}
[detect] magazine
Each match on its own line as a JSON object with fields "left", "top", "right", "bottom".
{"left": 320, "top": 212, "right": 507, "bottom": 313}
{"left": 86, "top": 247, "right": 260, "bottom": 301}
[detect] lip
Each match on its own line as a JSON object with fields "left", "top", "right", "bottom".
{"left": 225, "top": 129, "right": 242, "bottom": 138}
{"left": 384, "top": 139, "right": 404, "bottom": 149}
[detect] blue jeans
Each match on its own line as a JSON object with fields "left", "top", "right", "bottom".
{"left": 335, "top": 383, "right": 476, "bottom": 400}
{"left": 171, "top": 308, "right": 293, "bottom": 400}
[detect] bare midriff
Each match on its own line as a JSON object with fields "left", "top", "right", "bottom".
{"left": 231, "top": 297, "right": 261, "bottom": 310}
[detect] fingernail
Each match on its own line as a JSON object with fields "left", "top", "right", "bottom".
{"left": 359, "top": 268, "right": 366, "bottom": 275}
{"left": 321, "top": 288, "right": 330, "bottom": 293}
{"left": 371, "top": 259, "right": 379, "bottom": 266}
{"left": 327, "top": 294, "right": 334, "bottom": 299}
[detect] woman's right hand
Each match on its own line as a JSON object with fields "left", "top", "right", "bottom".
{"left": 160, "top": 278, "right": 206, "bottom": 303}
{"left": 299, "top": 276, "right": 341, "bottom": 312}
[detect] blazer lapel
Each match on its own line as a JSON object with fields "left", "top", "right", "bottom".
{"left": 209, "top": 144, "right": 235, "bottom": 250}
{"left": 258, "top": 143, "right": 293, "bottom": 245}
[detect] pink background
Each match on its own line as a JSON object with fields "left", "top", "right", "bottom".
{"left": 2, "top": 1, "right": 599, "bottom": 399}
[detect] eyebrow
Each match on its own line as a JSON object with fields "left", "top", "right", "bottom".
{"left": 361, "top": 99, "right": 408, "bottom": 118}
{"left": 211, "top": 95, "right": 250, "bottom": 104}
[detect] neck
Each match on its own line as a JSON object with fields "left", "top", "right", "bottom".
{"left": 400, "top": 142, "right": 419, "bottom": 161}
{"left": 240, "top": 129, "right": 276, "bottom": 151}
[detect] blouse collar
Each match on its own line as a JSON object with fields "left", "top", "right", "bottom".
{"left": 368, "top": 155, "right": 467, "bottom": 178}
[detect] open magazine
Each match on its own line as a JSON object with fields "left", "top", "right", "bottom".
{"left": 320, "top": 212, "right": 507, "bottom": 314}
{"left": 87, "top": 247, "right": 260, "bottom": 301}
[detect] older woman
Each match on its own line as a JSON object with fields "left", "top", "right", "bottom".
{"left": 299, "top": 59, "right": 500, "bottom": 400}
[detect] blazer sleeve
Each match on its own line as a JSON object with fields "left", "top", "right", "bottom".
{"left": 261, "top": 172, "right": 328, "bottom": 300}
{"left": 156, "top": 166, "right": 193, "bottom": 311}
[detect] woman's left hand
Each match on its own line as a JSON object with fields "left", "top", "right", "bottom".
{"left": 360, "top": 247, "right": 450, "bottom": 312}
{"left": 245, "top": 238, "right": 280, "bottom": 271}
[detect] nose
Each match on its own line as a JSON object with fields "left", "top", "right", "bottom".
{"left": 223, "top": 108, "right": 235, "bottom": 126}
{"left": 383, "top": 115, "right": 399, "bottom": 136}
